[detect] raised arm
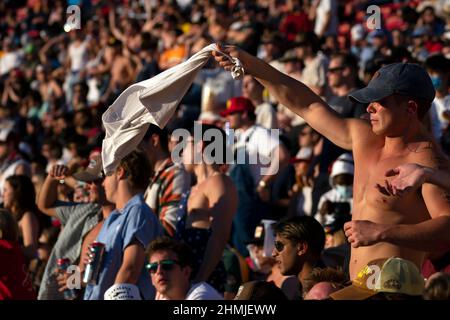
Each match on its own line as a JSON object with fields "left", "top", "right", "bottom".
{"left": 212, "top": 46, "right": 370, "bottom": 151}
{"left": 37, "top": 165, "right": 69, "bottom": 217}
{"left": 108, "top": 7, "right": 126, "bottom": 43}
{"left": 39, "top": 34, "right": 65, "bottom": 65}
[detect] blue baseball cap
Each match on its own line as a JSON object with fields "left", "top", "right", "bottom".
{"left": 348, "top": 63, "right": 435, "bottom": 104}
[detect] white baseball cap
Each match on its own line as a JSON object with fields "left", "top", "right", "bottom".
{"left": 329, "top": 153, "right": 354, "bottom": 187}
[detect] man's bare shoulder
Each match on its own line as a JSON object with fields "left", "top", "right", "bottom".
{"left": 206, "top": 173, "right": 236, "bottom": 190}
{"left": 407, "top": 140, "right": 449, "bottom": 170}
{"left": 349, "top": 118, "right": 384, "bottom": 151}
{"left": 115, "top": 55, "right": 130, "bottom": 66}
{"left": 204, "top": 173, "right": 237, "bottom": 198}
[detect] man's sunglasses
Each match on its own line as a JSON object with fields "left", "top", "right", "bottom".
{"left": 327, "top": 66, "right": 345, "bottom": 73}
{"left": 146, "top": 260, "right": 180, "bottom": 274}
{"left": 274, "top": 240, "right": 285, "bottom": 252}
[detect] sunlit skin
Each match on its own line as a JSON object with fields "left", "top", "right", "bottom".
{"left": 179, "top": 132, "right": 238, "bottom": 284}
{"left": 212, "top": 46, "right": 450, "bottom": 280}
{"left": 150, "top": 250, "right": 191, "bottom": 300}
{"left": 272, "top": 235, "right": 307, "bottom": 281}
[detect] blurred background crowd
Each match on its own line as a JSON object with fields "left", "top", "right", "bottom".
{"left": 0, "top": 0, "right": 450, "bottom": 300}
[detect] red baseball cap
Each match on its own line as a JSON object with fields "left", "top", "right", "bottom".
{"left": 220, "top": 97, "right": 255, "bottom": 117}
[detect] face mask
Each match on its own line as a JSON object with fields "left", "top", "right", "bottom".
{"left": 336, "top": 185, "right": 352, "bottom": 198}
{"left": 430, "top": 75, "right": 442, "bottom": 90}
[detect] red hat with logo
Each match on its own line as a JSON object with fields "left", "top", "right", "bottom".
{"left": 220, "top": 97, "right": 255, "bottom": 117}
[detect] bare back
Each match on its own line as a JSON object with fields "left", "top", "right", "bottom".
{"left": 110, "top": 55, "right": 133, "bottom": 88}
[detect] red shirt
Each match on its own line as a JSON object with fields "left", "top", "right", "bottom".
{"left": 422, "top": 251, "right": 450, "bottom": 279}
{"left": 0, "top": 240, "right": 36, "bottom": 300}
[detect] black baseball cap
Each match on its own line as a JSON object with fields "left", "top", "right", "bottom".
{"left": 348, "top": 63, "right": 435, "bottom": 104}
{"left": 245, "top": 224, "right": 265, "bottom": 246}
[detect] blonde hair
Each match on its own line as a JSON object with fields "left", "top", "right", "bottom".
{"left": 330, "top": 229, "right": 348, "bottom": 247}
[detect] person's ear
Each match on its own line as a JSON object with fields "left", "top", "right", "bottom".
{"left": 116, "top": 166, "right": 126, "bottom": 180}
{"left": 342, "top": 66, "right": 350, "bottom": 77}
{"left": 406, "top": 100, "right": 418, "bottom": 117}
{"left": 152, "top": 133, "right": 162, "bottom": 148}
{"left": 182, "top": 265, "right": 192, "bottom": 279}
{"left": 297, "top": 242, "right": 308, "bottom": 256}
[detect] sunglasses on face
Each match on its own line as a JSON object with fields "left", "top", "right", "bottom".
{"left": 328, "top": 66, "right": 345, "bottom": 73}
{"left": 274, "top": 240, "right": 285, "bottom": 252}
{"left": 146, "top": 259, "right": 180, "bottom": 274}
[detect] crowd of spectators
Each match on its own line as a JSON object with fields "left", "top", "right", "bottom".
{"left": 1, "top": 0, "right": 449, "bottom": 300}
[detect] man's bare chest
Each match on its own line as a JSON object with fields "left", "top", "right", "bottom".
{"left": 353, "top": 152, "right": 428, "bottom": 218}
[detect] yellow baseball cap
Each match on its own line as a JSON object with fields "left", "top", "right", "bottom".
{"left": 374, "top": 257, "right": 425, "bottom": 296}
{"left": 330, "top": 257, "right": 425, "bottom": 300}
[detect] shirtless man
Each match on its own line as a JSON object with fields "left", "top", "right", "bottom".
{"left": 176, "top": 123, "right": 238, "bottom": 292}
{"left": 100, "top": 40, "right": 135, "bottom": 103}
{"left": 213, "top": 46, "right": 450, "bottom": 280}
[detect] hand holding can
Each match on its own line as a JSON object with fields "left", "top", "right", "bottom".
{"left": 56, "top": 258, "right": 77, "bottom": 300}
{"left": 83, "top": 242, "right": 105, "bottom": 285}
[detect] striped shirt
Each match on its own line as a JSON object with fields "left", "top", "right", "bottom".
{"left": 144, "top": 159, "right": 190, "bottom": 236}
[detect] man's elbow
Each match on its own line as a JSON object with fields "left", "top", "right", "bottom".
{"left": 37, "top": 197, "right": 55, "bottom": 217}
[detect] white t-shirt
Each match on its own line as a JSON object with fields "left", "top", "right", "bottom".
{"left": 68, "top": 41, "right": 88, "bottom": 72}
{"left": 430, "top": 94, "right": 450, "bottom": 140}
{"left": 314, "top": 0, "right": 338, "bottom": 37}
{"left": 0, "top": 51, "right": 22, "bottom": 76}
{"left": 295, "top": 186, "right": 313, "bottom": 217}
{"left": 256, "top": 102, "right": 277, "bottom": 129}
{"left": 300, "top": 52, "right": 328, "bottom": 89}
{"left": 234, "top": 125, "right": 280, "bottom": 184}
{"left": 186, "top": 282, "right": 224, "bottom": 300}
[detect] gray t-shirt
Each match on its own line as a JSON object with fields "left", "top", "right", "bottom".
{"left": 38, "top": 202, "right": 101, "bottom": 300}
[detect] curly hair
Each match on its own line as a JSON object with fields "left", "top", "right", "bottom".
{"left": 302, "top": 267, "right": 348, "bottom": 298}
{"left": 423, "top": 273, "right": 450, "bottom": 300}
{"left": 118, "top": 149, "right": 152, "bottom": 191}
